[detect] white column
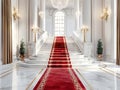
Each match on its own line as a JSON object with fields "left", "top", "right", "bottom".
{"left": 0, "top": 0, "right": 1, "bottom": 63}
{"left": 40, "top": 0, "right": 46, "bottom": 31}
{"left": 18, "top": 0, "right": 29, "bottom": 43}
{"left": 11, "top": 0, "right": 19, "bottom": 59}
{"left": 91, "top": 0, "right": 103, "bottom": 57}
{"left": 79, "top": 0, "right": 83, "bottom": 29}
{"left": 30, "top": 0, "right": 36, "bottom": 42}
{"left": 76, "top": 0, "right": 80, "bottom": 31}
{"left": 43, "top": 0, "right": 46, "bottom": 31}
{"left": 82, "top": 0, "right": 92, "bottom": 42}
{"left": 114, "top": 0, "right": 117, "bottom": 60}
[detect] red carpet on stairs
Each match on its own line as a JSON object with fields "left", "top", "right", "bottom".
{"left": 34, "top": 36, "right": 86, "bottom": 90}
{"left": 48, "top": 36, "right": 70, "bottom": 68}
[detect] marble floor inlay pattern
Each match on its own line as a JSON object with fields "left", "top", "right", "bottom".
{"left": 0, "top": 37, "right": 120, "bottom": 90}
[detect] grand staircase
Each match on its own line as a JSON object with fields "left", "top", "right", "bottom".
{"left": 48, "top": 36, "right": 72, "bottom": 68}
{"left": 18, "top": 37, "right": 91, "bottom": 68}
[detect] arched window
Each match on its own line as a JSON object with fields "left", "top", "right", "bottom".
{"left": 55, "top": 11, "right": 65, "bottom": 36}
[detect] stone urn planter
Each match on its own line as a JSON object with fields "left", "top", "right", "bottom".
{"left": 97, "top": 54, "right": 103, "bottom": 61}
{"left": 20, "top": 55, "right": 25, "bottom": 61}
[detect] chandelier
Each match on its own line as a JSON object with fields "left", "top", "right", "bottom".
{"left": 51, "top": 0, "right": 69, "bottom": 10}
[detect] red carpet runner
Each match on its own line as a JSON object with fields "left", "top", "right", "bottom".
{"left": 34, "top": 36, "right": 86, "bottom": 90}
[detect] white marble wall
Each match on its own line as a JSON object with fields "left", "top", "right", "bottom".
{"left": 65, "top": 9, "right": 75, "bottom": 37}
{"left": 29, "top": 0, "right": 38, "bottom": 42}
{"left": 45, "top": 9, "right": 54, "bottom": 36}
{"left": 103, "top": 0, "right": 117, "bottom": 62}
{"left": 11, "top": 0, "right": 19, "bottom": 58}
{"left": 18, "top": 0, "right": 29, "bottom": 43}
{"left": 91, "top": 0, "right": 103, "bottom": 57}
{"left": 82, "top": 0, "right": 92, "bottom": 42}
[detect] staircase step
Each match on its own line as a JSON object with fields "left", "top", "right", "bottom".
{"left": 48, "top": 62, "right": 71, "bottom": 64}
{"left": 49, "top": 57, "right": 70, "bottom": 60}
{"left": 51, "top": 51, "right": 68, "bottom": 53}
{"left": 50, "top": 52, "right": 69, "bottom": 55}
{"left": 52, "top": 50, "right": 68, "bottom": 52}
{"left": 50, "top": 55, "right": 69, "bottom": 57}
{"left": 49, "top": 60, "right": 70, "bottom": 62}
{"left": 48, "top": 60, "right": 71, "bottom": 64}
{"left": 47, "top": 64, "right": 72, "bottom": 68}
{"left": 52, "top": 48, "right": 67, "bottom": 50}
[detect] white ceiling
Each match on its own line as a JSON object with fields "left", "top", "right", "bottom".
{"left": 46, "top": 0, "right": 75, "bottom": 9}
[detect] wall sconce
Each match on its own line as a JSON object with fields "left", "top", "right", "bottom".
{"left": 31, "top": 25, "right": 40, "bottom": 43}
{"left": 81, "top": 25, "right": 88, "bottom": 42}
{"left": 39, "top": 11, "right": 44, "bottom": 18}
{"left": 12, "top": 7, "right": 20, "bottom": 21}
{"left": 100, "top": 7, "right": 111, "bottom": 21}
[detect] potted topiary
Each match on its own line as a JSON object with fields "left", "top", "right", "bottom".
{"left": 19, "top": 40, "right": 25, "bottom": 61}
{"left": 97, "top": 39, "right": 103, "bottom": 60}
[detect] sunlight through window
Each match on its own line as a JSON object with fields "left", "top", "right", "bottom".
{"left": 55, "top": 11, "right": 65, "bottom": 36}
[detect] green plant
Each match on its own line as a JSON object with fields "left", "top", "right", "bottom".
{"left": 97, "top": 39, "right": 103, "bottom": 54}
{"left": 19, "top": 40, "right": 25, "bottom": 56}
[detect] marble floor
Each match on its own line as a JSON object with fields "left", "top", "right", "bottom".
{"left": 0, "top": 37, "right": 120, "bottom": 90}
